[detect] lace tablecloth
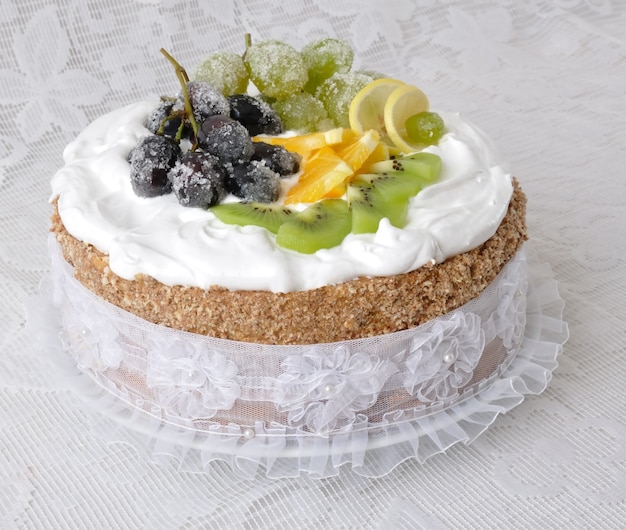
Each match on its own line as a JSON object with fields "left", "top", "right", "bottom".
{"left": 1, "top": 1, "right": 624, "bottom": 528}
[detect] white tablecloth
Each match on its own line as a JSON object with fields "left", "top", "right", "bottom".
{"left": 1, "top": 1, "right": 624, "bottom": 528}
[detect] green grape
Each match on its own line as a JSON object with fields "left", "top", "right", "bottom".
{"left": 193, "top": 51, "right": 249, "bottom": 96}
{"left": 355, "top": 69, "right": 387, "bottom": 81}
{"left": 301, "top": 38, "right": 354, "bottom": 94}
{"left": 272, "top": 93, "right": 329, "bottom": 133}
{"left": 405, "top": 112, "right": 445, "bottom": 145}
{"left": 244, "top": 40, "right": 308, "bottom": 99}
{"left": 316, "top": 72, "right": 373, "bottom": 128}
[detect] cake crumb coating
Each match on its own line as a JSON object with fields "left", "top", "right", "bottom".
{"left": 51, "top": 180, "right": 527, "bottom": 345}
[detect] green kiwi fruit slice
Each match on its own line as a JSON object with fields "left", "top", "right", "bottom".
{"left": 347, "top": 173, "right": 412, "bottom": 233}
{"left": 368, "top": 152, "right": 442, "bottom": 184}
{"left": 211, "top": 202, "right": 295, "bottom": 234}
{"left": 348, "top": 152, "right": 441, "bottom": 234}
{"left": 276, "top": 198, "right": 352, "bottom": 254}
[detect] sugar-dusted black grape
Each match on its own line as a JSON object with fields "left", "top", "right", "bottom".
{"left": 129, "top": 135, "right": 181, "bottom": 197}
{"left": 251, "top": 141, "right": 301, "bottom": 177}
{"left": 197, "top": 115, "right": 255, "bottom": 164}
{"left": 229, "top": 94, "right": 283, "bottom": 137}
{"left": 226, "top": 161, "right": 281, "bottom": 203}
{"left": 168, "top": 151, "right": 227, "bottom": 208}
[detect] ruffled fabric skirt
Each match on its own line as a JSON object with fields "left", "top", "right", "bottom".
{"left": 27, "top": 237, "right": 568, "bottom": 479}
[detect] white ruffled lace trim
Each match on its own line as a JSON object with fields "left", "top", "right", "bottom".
{"left": 26, "top": 237, "right": 568, "bottom": 478}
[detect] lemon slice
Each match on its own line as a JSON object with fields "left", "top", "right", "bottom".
{"left": 383, "top": 84, "right": 430, "bottom": 154}
{"left": 348, "top": 78, "right": 405, "bottom": 137}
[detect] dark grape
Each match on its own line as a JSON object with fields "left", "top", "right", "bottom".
{"left": 226, "top": 161, "right": 281, "bottom": 203}
{"left": 129, "top": 135, "right": 181, "bottom": 197}
{"left": 146, "top": 99, "right": 190, "bottom": 140}
{"left": 197, "top": 115, "right": 255, "bottom": 164}
{"left": 251, "top": 142, "right": 301, "bottom": 176}
{"left": 229, "top": 94, "right": 283, "bottom": 136}
{"left": 168, "top": 151, "right": 226, "bottom": 208}
{"left": 180, "top": 80, "right": 230, "bottom": 124}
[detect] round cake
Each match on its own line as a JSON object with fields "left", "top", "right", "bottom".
{"left": 48, "top": 40, "right": 530, "bottom": 474}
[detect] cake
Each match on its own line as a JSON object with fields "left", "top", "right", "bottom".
{"left": 48, "top": 39, "right": 529, "bottom": 471}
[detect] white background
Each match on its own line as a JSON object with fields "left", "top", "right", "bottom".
{"left": 1, "top": 1, "right": 625, "bottom": 528}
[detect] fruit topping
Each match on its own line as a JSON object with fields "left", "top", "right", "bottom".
{"left": 193, "top": 51, "right": 249, "bottom": 96}
{"left": 179, "top": 80, "right": 230, "bottom": 124}
{"left": 251, "top": 142, "right": 301, "bottom": 176}
{"left": 272, "top": 92, "right": 331, "bottom": 133}
{"left": 128, "top": 38, "right": 447, "bottom": 252}
{"left": 283, "top": 146, "right": 353, "bottom": 205}
{"left": 316, "top": 72, "right": 374, "bottom": 128}
{"left": 383, "top": 83, "right": 430, "bottom": 153}
{"left": 335, "top": 129, "right": 383, "bottom": 171}
{"left": 243, "top": 40, "right": 308, "bottom": 99}
{"left": 226, "top": 161, "right": 281, "bottom": 203}
{"left": 275, "top": 199, "right": 352, "bottom": 254}
{"left": 301, "top": 38, "right": 354, "bottom": 94}
{"left": 367, "top": 152, "right": 442, "bottom": 184}
{"left": 257, "top": 127, "right": 353, "bottom": 156}
{"left": 228, "top": 94, "right": 283, "bottom": 136}
{"left": 129, "top": 135, "right": 181, "bottom": 197}
{"left": 168, "top": 151, "right": 226, "bottom": 208}
{"left": 348, "top": 77, "right": 405, "bottom": 138}
{"left": 347, "top": 152, "right": 442, "bottom": 233}
{"left": 211, "top": 202, "right": 294, "bottom": 234}
{"left": 197, "top": 115, "right": 255, "bottom": 165}
{"left": 405, "top": 111, "right": 445, "bottom": 145}
{"left": 145, "top": 99, "right": 190, "bottom": 140}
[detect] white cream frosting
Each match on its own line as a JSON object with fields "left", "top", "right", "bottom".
{"left": 50, "top": 99, "right": 513, "bottom": 293}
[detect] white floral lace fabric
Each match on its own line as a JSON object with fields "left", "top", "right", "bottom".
{"left": 4, "top": 0, "right": 623, "bottom": 526}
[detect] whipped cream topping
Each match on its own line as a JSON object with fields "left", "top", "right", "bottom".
{"left": 51, "top": 99, "right": 513, "bottom": 293}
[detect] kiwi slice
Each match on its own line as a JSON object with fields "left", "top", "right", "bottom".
{"left": 211, "top": 202, "right": 295, "bottom": 234}
{"left": 276, "top": 199, "right": 352, "bottom": 254}
{"left": 369, "top": 152, "right": 442, "bottom": 184}
{"left": 347, "top": 174, "right": 412, "bottom": 234}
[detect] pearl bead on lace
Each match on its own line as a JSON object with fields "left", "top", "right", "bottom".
{"left": 242, "top": 427, "right": 255, "bottom": 440}
{"left": 443, "top": 352, "right": 457, "bottom": 364}
{"left": 323, "top": 383, "right": 336, "bottom": 396}
{"left": 515, "top": 290, "right": 523, "bottom": 299}
{"left": 80, "top": 328, "right": 91, "bottom": 337}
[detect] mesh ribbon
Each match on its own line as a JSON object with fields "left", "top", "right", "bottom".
{"left": 37, "top": 236, "right": 566, "bottom": 478}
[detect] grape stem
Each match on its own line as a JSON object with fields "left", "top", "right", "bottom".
{"left": 242, "top": 33, "right": 252, "bottom": 61}
{"left": 160, "top": 48, "right": 200, "bottom": 148}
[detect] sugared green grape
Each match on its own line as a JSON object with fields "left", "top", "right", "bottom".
{"left": 193, "top": 51, "right": 249, "bottom": 96}
{"left": 301, "top": 38, "right": 354, "bottom": 94}
{"left": 355, "top": 69, "right": 387, "bottom": 81}
{"left": 272, "top": 93, "right": 329, "bottom": 133}
{"left": 405, "top": 111, "right": 445, "bottom": 145}
{"left": 244, "top": 40, "right": 308, "bottom": 99}
{"left": 316, "top": 72, "right": 373, "bottom": 128}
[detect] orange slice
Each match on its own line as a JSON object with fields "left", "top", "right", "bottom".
{"left": 335, "top": 129, "right": 382, "bottom": 171}
{"left": 358, "top": 140, "right": 389, "bottom": 173}
{"left": 255, "top": 128, "right": 354, "bottom": 156}
{"left": 284, "top": 146, "right": 354, "bottom": 204}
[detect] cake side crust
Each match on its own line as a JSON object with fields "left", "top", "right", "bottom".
{"left": 51, "top": 180, "right": 527, "bottom": 345}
